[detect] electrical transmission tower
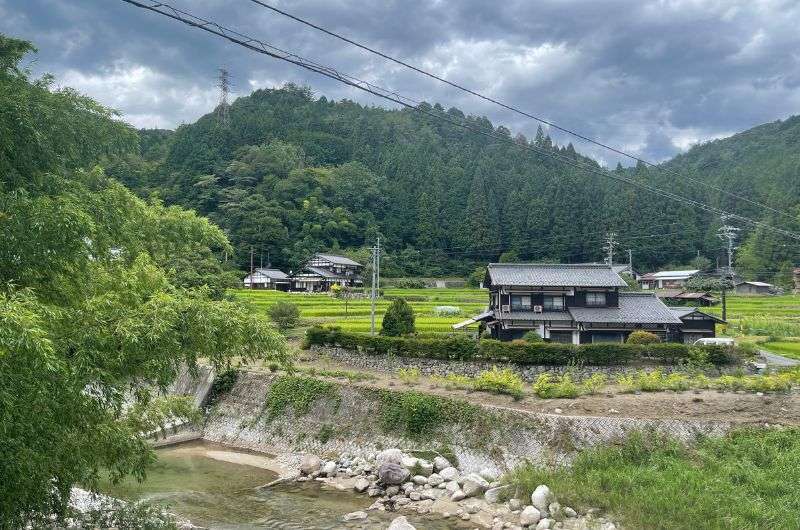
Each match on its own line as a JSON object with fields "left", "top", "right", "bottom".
{"left": 717, "top": 216, "right": 740, "bottom": 321}
{"left": 216, "top": 67, "right": 231, "bottom": 126}
{"left": 603, "top": 232, "right": 617, "bottom": 265}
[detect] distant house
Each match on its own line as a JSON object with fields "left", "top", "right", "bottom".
{"left": 656, "top": 289, "right": 716, "bottom": 307}
{"left": 292, "top": 253, "right": 364, "bottom": 292}
{"left": 639, "top": 269, "right": 700, "bottom": 290}
{"left": 734, "top": 281, "right": 774, "bottom": 295}
{"left": 242, "top": 268, "right": 291, "bottom": 290}
{"left": 670, "top": 307, "right": 726, "bottom": 344}
{"left": 456, "top": 263, "right": 683, "bottom": 343}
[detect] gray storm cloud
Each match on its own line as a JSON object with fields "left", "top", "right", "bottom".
{"left": 2, "top": 0, "right": 799, "bottom": 164}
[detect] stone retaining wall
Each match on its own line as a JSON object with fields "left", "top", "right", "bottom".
{"left": 309, "top": 345, "right": 746, "bottom": 382}
{"left": 202, "top": 371, "right": 736, "bottom": 477}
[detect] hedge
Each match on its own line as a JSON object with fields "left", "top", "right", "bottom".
{"left": 304, "top": 326, "right": 735, "bottom": 366}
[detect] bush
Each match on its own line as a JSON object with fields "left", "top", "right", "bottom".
{"left": 626, "top": 330, "right": 661, "bottom": 344}
{"left": 381, "top": 298, "right": 416, "bottom": 336}
{"left": 397, "top": 367, "right": 422, "bottom": 385}
{"left": 532, "top": 373, "right": 581, "bottom": 398}
{"left": 304, "top": 327, "right": 741, "bottom": 366}
{"left": 472, "top": 367, "right": 525, "bottom": 399}
{"left": 523, "top": 330, "right": 544, "bottom": 343}
{"left": 267, "top": 301, "right": 301, "bottom": 330}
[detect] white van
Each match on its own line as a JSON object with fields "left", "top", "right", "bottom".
{"left": 694, "top": 337, "right": 735, "bottom": 346}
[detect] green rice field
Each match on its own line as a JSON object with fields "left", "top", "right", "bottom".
{"left": 233, "top": 288, "right": 800, "bottom": 337}
{"left": 760, "top": 341, "right": 800, "bottom": 360}
{"left": 233, "top": 288, "right": 488, "bottom": 333}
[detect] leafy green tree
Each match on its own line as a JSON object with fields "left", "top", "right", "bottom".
{"left": 268, "top": 301, "right": 301, "bottom": 330}
{"left": 381, "top": 298, "right": 416, "bottom": 336}
{"left": 0, "top": 36, "right": 289, "bottom": 527}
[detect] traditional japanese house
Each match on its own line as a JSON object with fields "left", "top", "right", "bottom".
{"left": 242, "top": 268, "right": 291, "bottom": 290}
{"left": 292, "top": 253, "right": 363, "bottom": 292}
{"left": 669, "top": 307, "right": 726, "bottom": 343}
{"left": 461, "top": 263, "right": 683, "bottom": 343}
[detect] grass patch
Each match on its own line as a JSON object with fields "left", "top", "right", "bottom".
{"left": 264, "top": 375, "right": 340, "bottom": 417}
{"left": 616, "top": 368, "right": 800, "bottom": 394}
{"left": 472, "top": 367, "right": 525, "bottom": 399}
{"left": 397, "top": 367, "right": 422, "bottom": 385}
{"left": 762, "top": 341, "right": 800, "bottom": 360}
{"left": 378, "top": 390, "right": 480, "bottom": 437}
{"left": 503, "top": 428, "right": 800, "bottom": 530}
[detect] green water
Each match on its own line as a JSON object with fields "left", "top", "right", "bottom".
{"left": 98, "top": 441, "right": 460, "bottom": 529}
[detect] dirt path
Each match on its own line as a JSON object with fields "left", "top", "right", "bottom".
{"left": 247, "top": 350, "right": 800, "bottom": 426}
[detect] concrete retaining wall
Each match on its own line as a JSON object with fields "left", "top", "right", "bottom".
{"left": 309, "top": 345, "right": 745, "bottom": 382}
{"left": 201, "top": 371, "right": 736, "bottom": 476}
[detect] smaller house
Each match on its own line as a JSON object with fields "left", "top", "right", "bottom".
{"left": 639, "top": 269, "right": 700, "bottom": 290}
{"left": 670, "top": 307, "right": 726, "bottom": 344}
{"left": 292, "top": 253, "right": 363, "bottom": 292}
{"left": 657, "top": 289, "right": 716, "bottom": 307}
{"left": 734, "top": 281, "right": 774, "bottom": 296}
{"left": 243, "top": 268, "right": 291, "bottom": 290}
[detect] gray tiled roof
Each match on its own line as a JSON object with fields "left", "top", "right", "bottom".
{"left": 501, "top": 311, "right": 574, "bottom": 322}
{"left": 670, "top": 307, "right": 727, "bottom": 323}
{"left": 254, "top": 268, "right": 289, "bottom": 279}
{"left": 487, "top": 263, "right": 627, "bottom": 287}
{"left": 569, "top": 293, "right": 682, "bottom": 324}
{"left": 316, "top": 253, "right": 362, "bottom": 267}
{"left": 303, "top": 266, "right": 346, "bottom": 279}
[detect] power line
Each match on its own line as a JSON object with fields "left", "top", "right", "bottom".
{"left": 245, "top": 0, "right": 797, "bottom": 222}
{"left": 119, "top": 0, "right": 800, "bottom": 244}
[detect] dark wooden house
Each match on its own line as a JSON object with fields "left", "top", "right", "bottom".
{"left": 243, "top": 268, "right": 291, "bottom": 290}
{"left": 292, "top": 253, "right": 363, "bottom": 292}
{"left": 463, "top": 263, "right": 684, "bottom": 343}
{"left": 669, "top": 307, "right": 726, "bottom": 343}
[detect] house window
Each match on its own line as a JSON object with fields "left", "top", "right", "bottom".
{"left": 510, "top": 294, "right": 532, "bottom": 310}
{"left": 586, "top": 292, "right": 606, "bottom": 307}
{"left": 543, "top": 295, "right": 564, "bottom": 311}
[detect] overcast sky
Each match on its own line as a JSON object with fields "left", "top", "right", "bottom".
{"left": 3, "top": 0, "right": 799, "bottom": 165}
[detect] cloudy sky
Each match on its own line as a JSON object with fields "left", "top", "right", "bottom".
{"left": 3, "top": 0, "right": 799, "bottom": 164}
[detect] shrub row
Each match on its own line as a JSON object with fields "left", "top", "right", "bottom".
{"left": 305, "top": 327, "right": 738, "bottom": 366}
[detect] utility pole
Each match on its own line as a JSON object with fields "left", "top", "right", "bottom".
{"left": 717, "top": 216, "right": 740, "bottom": 321}
{"left": 249, "top": 245, "right": 254, "bottom": 290}
{"left": 603, "top": 232, "right": 617, "bottom": 265}
{"left": 370, "top": 237, "right": 381, "bottom": 335}
{"left": 627, "top": 249, "right": 633, "bottom": 275}
{"left": 216, "top": 68, "right": 231, "bottom": 127}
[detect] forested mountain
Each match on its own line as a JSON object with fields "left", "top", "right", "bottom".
{"left": 111, "top": 84, "right": 800, "bottom": 284}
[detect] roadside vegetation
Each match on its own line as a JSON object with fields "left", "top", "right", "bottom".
{"left": 503, "top": 428, "right": 800, "bottom": 530}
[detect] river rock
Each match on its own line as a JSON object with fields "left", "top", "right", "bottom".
{"left": 299, "top": 454, "right": 321, "bottom": 475}
{"left": 378, "top": 463, "right": 410, "bottom": 485}
{"left": 536, "top": 518, "right": 553, "bottom": 529}
{"left": 485, "top": 485, "right": 510, "bottom": 504}
{"left": 439, "top": 467, "right": 460, "bottom": 481}
{"left": 343, "top": 511, "right": 368, "bottom": 521}
{"left": 433, "top": 456, "right": 452, "bottom": 471}
{"left": 409, "top": 491, "right": 421, "bottom": 501}
{"left": 421, "top": 488, "right": 444, "bottom": 500}
{"left": 531, "top": 485, "right": 553, "bottom": 512}
{"left": 426, "top": 473, "right": 443, "bottom": 486}
{"left": 445, "top": 480, "right": 460, "bottom": 493}
{"left": 388, "top": 515, "right": 417, "bottom": 530}
{"left": 416, "top": 459, "right": 434, "bottom": 476}
{"left": 367, "top": 486, "right": 383, "bottom": 497}
{"left": 451, "top": 489, "right": 466, "bottom": 501}
{"left": 462, "top": 473, "right": 490, "bottom": 497}
{"left": 412, "top": 475, "right": 428, "bottom": 485}
{"left": 508, "top": 498, "right": 522, "bottom": 511}
{"left": 354, "top": 477, "right": 370, "bottom": 493}
{"left": 321, "top": 461, "right": 337, "bottom": 477}
{"left": 548, "top": 502, "right": 562, "bottom": 519}
{"left": 519, "top": 506, "right": 541, "bottom": 526}
{"left": 563, "top": 506, "right": 577, "bottom": 518}
{"left": 377, "top": 448, "right": 405, "bottom": 466}
{"left": 386, "top": 485, "right": 400, "bottom": 497}
{"left": 479, "top": 467, "right": 500, "bottom": 482}
{"left": 401, "top": 456, "right": 419, "bottom": 469}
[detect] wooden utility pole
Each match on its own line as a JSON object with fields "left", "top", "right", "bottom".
{"left": 370, "top": 237, "right": 381, "bottom": 335}
{"left": 249, "top": 246, "right": 254, "bottom": 290}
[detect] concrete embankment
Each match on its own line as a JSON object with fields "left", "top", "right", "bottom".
{"left": 200, "top": 371, "right": 736, "bottom": 473}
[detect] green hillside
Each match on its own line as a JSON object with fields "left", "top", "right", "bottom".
{"left": 110, "top": 85, "right": 799, "bottom": 283}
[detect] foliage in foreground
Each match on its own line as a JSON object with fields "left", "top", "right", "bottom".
{"left": 0, "top": 36, "right": 289, "bottom": 528}
{"left": 503, "top": 428, "right": 800, "bottom": 530}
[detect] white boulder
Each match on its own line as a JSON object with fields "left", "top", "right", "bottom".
{"left": 519, "top": 506, "right": 541, "bottom": 526}
{"left": 377, "top": 448, "right": 405, "bottom": 465}
{"left": 433, "top": 456, "right": 452, "bottom": 471}
{"left": 531, "top": 485, "right": 553, "bottom": 512}
{"left": 439, "top": 467, "right": 460, "bottom": 481}
{"left": 299, "top": 454, "right": 321, "bottom": 475}
{"left": 388, "top": 516, "right": 417, "bottom": 530}
{"left": 353, "top": 477, "right": 370, "bottom": 493}
{"left": 343, "top": 510, "right": 367, "bottom": 521}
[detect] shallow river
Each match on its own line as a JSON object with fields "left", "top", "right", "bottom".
{"left": 98, "top": 441, "right": 463, "bottom": 529}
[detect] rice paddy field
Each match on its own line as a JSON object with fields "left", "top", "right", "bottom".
{"left": 233, "top": 287, "right": 488, "bottom": 333}
{"left": 233, "top": 288, "right": 800, "bottom": 340}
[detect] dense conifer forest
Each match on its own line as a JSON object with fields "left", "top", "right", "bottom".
{"left": 108, "top": 85, "right": 800, "bottom": 284}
